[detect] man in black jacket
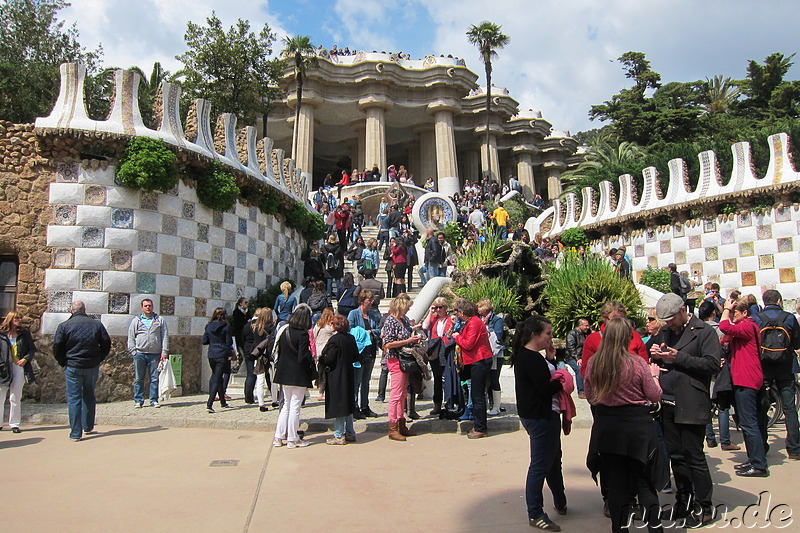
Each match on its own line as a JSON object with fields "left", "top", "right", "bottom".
{"left": 53, "top": 301, "right": 112, "bottom": 441}
{"left": 565, "top": 318, "right": 590, "bottom": 398}
{"left": 648, "top": 293, "right": 721, "bottom": 528}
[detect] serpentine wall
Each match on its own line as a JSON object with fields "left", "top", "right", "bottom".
{"left": 528, "top": 134, "right": 800, "bottom": 305}
{"left": 1, "top": 63, "right": 312, "bottom": 401}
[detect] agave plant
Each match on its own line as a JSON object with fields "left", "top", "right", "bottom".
{"left": 543, "top": 256, "right": 643, "bottom": 338}
{"left": 454, "top": 276, "right": 522, "bottom": 319}
{"left": 456, "top": 233, "right": 504, "bottom": 271}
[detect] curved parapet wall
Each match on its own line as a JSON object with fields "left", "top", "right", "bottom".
{"left": 36, "top": 63, "right": 307, "bottom": 206}
{"left": 530, "top": 134, "right": 799, "bottom": 239}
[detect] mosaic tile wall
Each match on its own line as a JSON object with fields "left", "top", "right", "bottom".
{"left": 42, "top": 164, "right": 303, "bottom": 336}
{"left": 590, "top": 205, "right": 800, "bottom": 307}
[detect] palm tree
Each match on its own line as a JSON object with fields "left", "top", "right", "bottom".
{"left": 129, "top": 62, "right": 176, "bottom": 127}
{"left": 703, "top": 75, "right": 741, "bottom": 114}
{"left": 467, "top": 21, "right": 510, "bottom": 178}
{"left": 282, "top": 35, "right": 318, "bottom": 160}
{"left": 560, "top": 138, "right": 648, "bottom": 195}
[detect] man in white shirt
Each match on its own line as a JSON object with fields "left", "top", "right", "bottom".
{"left": 468, "top": 206, "right": 485, "bottom": 231}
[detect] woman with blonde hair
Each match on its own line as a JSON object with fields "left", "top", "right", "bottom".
{"left": 585, "top": 317, "right": 664, "bottom": 533}
{"left": 0, "top": 311, "right": 36, "bottom": 433}
{"left": 312, "top": 307, "right": 336, "bottom": 401}
{"left": 381, "top": 293, "right": 422, "bottom": 441}
{"left": 274, "top": 281, "right": 296, "bottom": 325}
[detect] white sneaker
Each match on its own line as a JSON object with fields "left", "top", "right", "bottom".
{"left": 286, "top": 440, "right": 309, "bottom": 449}
{"left": 273, "top": 438, "right": 283, "bottom": 448}
{"left": 134, "top": 402, "right": 143, "bottom": 409}
{"left": 151, "top": 402, "right": 160, "bottom": 408}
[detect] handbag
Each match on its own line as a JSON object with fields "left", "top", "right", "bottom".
{"left": 426, "top": 336, "right": 442, "bottom": 362}
{"left": 398, "top": 348, "right": 419, "bottom": 374}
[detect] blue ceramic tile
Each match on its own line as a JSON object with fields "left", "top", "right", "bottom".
{"left": 56, "top": 162, "right": 79, "bottom": 182}
{"left": 225, "top": 230, "right": 236, "bottom": 249}
{"left": 210, "top": 282, "right": 221, "bottom": 299}
{"left": 237, "top": 251, "right": 246, "bottom": 269}
{"left": 238, "top": 217, "right": 248, "bottom": 235}
{"left": 82, "top": 227, "right": 104, "bottom": 248}
{"left": 49, "top": 291, "right": 73, "bottom": 313}
{"left": 197, "top": 223, "right": 209, "bottom": 243}
{"left": 181, "top": 238, "right": 194, "bottom": 259}
{"left": 211, "top": 246, "right": 222, "bottom": 263}
{"left": 111, "top": 208, "right": 133, "bottom": 229}
{"left": 247, "top": 271, "right": 255, "bottom": 287}
{"left": 258, "top": 258, "right": 264, "bottom": 271}
{"left": 224, "top": 266, "right": 234, "bottom": 284}
{"left": 248, "top": 238, "right": 256, "bottom": 254}
{"left": 183, "top": 202, "right": 195, "bottom": 220}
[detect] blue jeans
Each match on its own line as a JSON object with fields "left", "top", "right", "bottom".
{"left": 520, "top": 412, "right": 566, "bottom": 519}
{"left": 377, "top": 231, "right": 389, "bottom": 251}
{"left": 734, "top": 386, "right": 768, "bottom": 470}
{"left": 564, "top": 358, "right": 583, "bottom": 394}
{"left": 333, "top": 414, "right": 355, "bottom": 438}
{"left": 498, "top": 226, "right": 508, "bottom": 240}
{"left": 244, "top": 358, "right": 256, "bottom": 404}
{"left": 354, "top": 350, "right": 376, "bottom": 410}
{"left": 65, "top": 366, "right": 99, "bottom": 439}
{"left": 418, "top": 264, "right": 428, "bottom": 285}
{"left": 769, "top": 375, "right": 800, "bottom": 455}
{"left": 705, "top": 408, "right": 731, "bottom": 445}
{"left": 133, "top": 352, "right": 160, "bottom": 404}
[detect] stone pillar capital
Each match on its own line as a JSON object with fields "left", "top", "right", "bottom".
{"left": 474, "top": 124, "right": 505, "bottom": 137}
{"left": 512, "top": 144, "right": 541, "bottom": 155}
{"left": 358, "top": 95, "right": 393, "bottom": 112}
{"left": 286, "top": 90, "right": 324, "bottom": 110}
{"left": 426, "top": 98, "right": 461, "bottom": 115}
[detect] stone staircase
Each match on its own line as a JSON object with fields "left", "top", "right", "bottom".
{"left": 228, "top": 225, "right": 424, "bottom": 398}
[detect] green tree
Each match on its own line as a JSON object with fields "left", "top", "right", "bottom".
{"left": 739, "top": 52, "right": 795, "bottom": 115}
{"left": 128, "top": 62, "right": 176, "bottom": 128}
{"left": 467, "top": 21, "right": 510, "bottom": 175}
{"left": 281, "top": 35, "right": 317, "bottom": 161}
{"left": 176, "top": 12, "right": 284, "bottom": 125}
{"left": 0, "top": 0, "right": 102, "bottom": 122}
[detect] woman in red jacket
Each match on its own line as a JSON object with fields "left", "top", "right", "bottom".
{"left": 450, "top": 298, "right": 493, "bottom": 439}
{"left": 335, "top": 169, "right": 350, "bottom": 200}
{"left": 719, "top": 299, "right": 767, "bottom": 477}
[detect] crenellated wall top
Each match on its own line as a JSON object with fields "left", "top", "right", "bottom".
{"left": 35, "top": 63, "right": 311, "bottom": 209}
{"left": 529, "top": 133, "right": 800, "bottom": 239}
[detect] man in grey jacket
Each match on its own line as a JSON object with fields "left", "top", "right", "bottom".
{"left": 127, "top": 299, "right": 169, "bottom": 408}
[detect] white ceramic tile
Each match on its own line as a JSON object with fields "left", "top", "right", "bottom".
{"left": 45, "top": 269, "right": 81, "bottom": 290}
{"left": 221, "top": 283, "right": 237, "bottom": 302}
{"left": 133, "top": 210, "right": 163, "bottom": 232}
{"left": 102, "top": 271, "right": 137, "bottom": 293}
{"left": 758, "top": 269, "right": 780, "bottom": 286}
{"left": 174, "top": 296, "right": 195, "bottom": 316}
{"left": 207, "top": 263, "right": 224, "bottom": 282}
{"left": 74, "top": 248, "right": 110, "bottom": 270}
{"left": 104, "top": 228, "right": 138, "bottom": 250}
{"left": 158, "top": 194, "right": 183, "bottom": 218}
{"left": 191, "top": 317, "right": 207, "bottom": 336}
{"left": 78, "top": 166, "right": 116, "bottom": 186}
{"left": 47, "top": 226, "right": 83, "bottom": 247}
{"left": 49, "top": 183, "right": 85, "bottom": 205}
{"left": 76, "top": 205, "right": 112, "bottom": 226}
{"left": 157, "top": 234, "right": 181, "bottom": 254}
{"left": 176, "top": 258, "right": 196, "bottom": 278}
{"left": 72, "top": 291, "right": 108, "bottom": 314}
{"left": 194, "top": 279, "right": 211, "bottom": 298}
{"left": 41, "top": 312, "right": 71, "bottom": 335}
{"left": 177, "top": 218, "right": 196, "bottom": 239}
{"left": 131, "top": 251, "right": 162, "bottom": 273}
{"left": 156, "top": 274, "right": 179, "bottom": 296}
{"left": 223, "top": 212, "right": 237, "bottom": 231}
{"left": 195, "top": 242, "right": 212, "bottom": 262}
{"left": 101, "top": 314, "right": 135, "bottom": 336}
{"left": 208, "top": 227, "right": 225, "bottom": 247}
{"left": 106, "top": 186, "right": 140, "bottom": 208}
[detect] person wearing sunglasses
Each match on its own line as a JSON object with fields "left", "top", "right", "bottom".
{"left": 422, "top": 297, "right": 453, "bottom": 416}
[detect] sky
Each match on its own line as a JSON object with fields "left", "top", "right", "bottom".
{"left": 61, "top": 0, "right": 800, "bottom": 135}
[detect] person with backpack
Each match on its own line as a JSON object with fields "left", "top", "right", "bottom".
{"left": 336, "top": 273, "right": 359, "bottom": 318}
{"left": 753, "top": 289, "right": 800, "bottom": 461}
{"left": 719, "top": 300, "right": 768, "bottom": 477}
{"left": 322, "top": 234, "right": 344, "bottom": 296}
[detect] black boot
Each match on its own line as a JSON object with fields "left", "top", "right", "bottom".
{"left": 406, "top": 394, "right": 420, "bottom": 420}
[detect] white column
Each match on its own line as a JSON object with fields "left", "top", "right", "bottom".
{"left": 359, "top": 96, "right": 392, "bottom": 180}
{"left": 294, "top": 103, "right": 315, "bottom": 175}
{"left": 479, "top": 131, "right": 501, "bottom": 182}
{"left": 515, "top": 151, "right": 535, "bottom": 199}
{"left": 543, "top": 161, "right": 565, "bottom": 200}
{"left": 427, "top": 99, "right": 461, "bottom": 197}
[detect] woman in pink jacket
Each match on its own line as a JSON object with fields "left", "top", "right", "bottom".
{"left": 719, "top": 299, "right": 767, "bottom": 477}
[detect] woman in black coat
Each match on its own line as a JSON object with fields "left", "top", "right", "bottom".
{"left": 202, "top": 307, "right": 236, "bottom": 413}
{"left": 321, "top": 315, "right": 358, "bottom": 445}
{"left": 272, "top": 304, "right": 315, "bottom": 449}
{"left": 322, "top": 234, "right": 345, "bottom": 296}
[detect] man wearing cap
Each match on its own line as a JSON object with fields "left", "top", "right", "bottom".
{"left": 647, "top": 293, "right": 722, "bottom": 528}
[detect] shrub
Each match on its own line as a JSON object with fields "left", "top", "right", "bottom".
{"left": 443, "top": 222, "right": 464, "bottom": 248}
{"left": 543, "top": 256, "right": 644, "bottom": 338}
{"left": 639, "top": 266, "right": 670, "bottom": 294}
{"left": 258, "top": 189, "right": 281, "bottom": 214}
{"left": 454, "top": 276, "right": 522, "bottom": 319}
{"left": 286, "top": 201, "right": 310, "bottom": 233}
{"left": 197, "top": 162, "right": 240, "bottom": 212}
{"left": 485, "top": 197, "right": 533, "bottom": 227}
{"left": 116, "top": 137, "right": 178, "bottom": 192}
{"left": 559, "top": 228, "right": 588, "bottom": 249}
{"left": 305, "top": 212, "right": 326, "bottom": 241}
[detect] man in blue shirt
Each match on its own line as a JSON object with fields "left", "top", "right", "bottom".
{"left": 753, "top": 289, "right": 800, "bottom": 460}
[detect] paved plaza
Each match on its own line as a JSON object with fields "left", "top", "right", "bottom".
{"left": 4, "top": 395, "right": 799, "bottom": 532}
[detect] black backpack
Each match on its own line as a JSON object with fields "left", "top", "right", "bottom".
{"left": 325, "top": 251, "right": 339, "bottom": 271}
{"left": 757, "top": 311, "right": 793, "bottom": 364}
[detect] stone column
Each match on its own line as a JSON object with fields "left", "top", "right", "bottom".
{"left": 415, "top": 125, "right": 436, "bottom": 185}
{"left": 287, "top": 92, "right": 322, "bottom": 176}
{"left": 353, "top": 123, "right": 366, "bottom": 172}
{"left": 359, "top": 96, "right": 392, "bottom": 180}
{"left": 513, "top": 147, "right": 538, "bottom": 199}
{"left": 477, "top": 126, "right": 503, "bottom": 182}
{"left": 427, "top": 99, "right": 461, "bottom": 197}
{"left": 543, "top": 161, "right": 566, "bottom": 200}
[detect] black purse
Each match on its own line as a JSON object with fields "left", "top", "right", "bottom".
{"left": 398, "top": 349, "right": 419, "bottom": 374}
